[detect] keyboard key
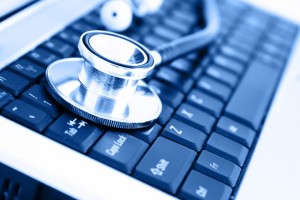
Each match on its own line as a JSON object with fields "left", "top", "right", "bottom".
{"left": 143, "top": 35, "right": 168, "bottom": 48}
{"left": 26, "top": 48, "right": 60, "bottom": 67}
{"left": 131, "top": 123, "right": 162, "bottom": 144}
{"left": 69, "top": 20, "right": 96, "bottom": 34}
{"left": 220, "top": 45, "right": 250, "bottom": 63}
{"left": 216, "top": 116, "right": 256, "bottom": 148}
{"left": 195, "top": 150, "right": 241, "bottom": 187}
{"left": 206, "top": 133, "right": 248, "bottom": 166}
{"left": 213, "top": 55, "right": 244, "bottom": 75}
{"left": 227, "top": 34, "right": 255, "bottom": 54}
{"left": 197, "top": 76, "right": 231, "bottom": 102}
{"left": 169, "top": 58, "right": 194, "bottom": 74}
{"left": 163, "top": 17, "right": 191, "bottom": 34}
{"left": 155, "top": 68, "right": 194, "bottom": 93}
{"left": 0, "top": 71, "right": 30, "bottom": 96}
{"left": 56, "top": 29, "right": 81, "bottom": 46}
{"left": 0, "top": 89, "right": 13, "bottom": 109}
{"left": 260, "top": 42, "right": 287, "bottom": 59}
{"left": 45, "top": 113, "right": 104, "bottom": 153}
{"left": 43, "top": 38, "right": 75, "bottom": 58}
{"left": 175, "top": 103, "right": 216, "bottom": 134}
{"left": 82, "top": 11, "right": 103, "bottom": 28}
{"left": 134, "top": 137, "right": 196, "bottom": 194}
{"left": 20, "top": 85, "right": 60, "bottom": 118}
{"left": 9, "top": 59, "right": 45, "bottom": 82}
{"left": 2, "top": 100, "right": 53, "bottom": 132}
{"left": 179, "top": 170, "right": 232, "bottom": 200}
{"left": 172, "top": 9, "right": 197, "bottom": 25}
{"left": 163, "top": 119, "right": 207, "bottom": 151}
{"left": 90, "top": 131, "right": 149, "bottom": 174}
{"left": 187, "top": 89, "right": 224, "bottom": 117}
{"left": 225, "top": 62, "right": 280, "bottom": 130}
{"left": 157, "top": 104, "right": 174, "bottom": 126}
{"left": 206, "top": 65, "right": 238, "bottom": 88}
{"left": 153, "top": 25, "right": 181, "bottom": 41}
{"left": 149, "top": 80, "right": 184, "bottom": 108}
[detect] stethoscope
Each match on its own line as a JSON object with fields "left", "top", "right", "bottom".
{"left": 45, "top": 0, "right": 220, "bottom": 129}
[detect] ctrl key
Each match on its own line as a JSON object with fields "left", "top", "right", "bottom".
{"left": 179, "top": 170, "right": 232, "bottom": 200}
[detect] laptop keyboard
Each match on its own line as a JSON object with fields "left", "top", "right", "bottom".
{"left": 0, "top": 0, "right": 298, "bottom": 199}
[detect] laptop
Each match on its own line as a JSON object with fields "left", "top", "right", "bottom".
{"left": 0, "top": 0, "right": 299, "bottom": 199}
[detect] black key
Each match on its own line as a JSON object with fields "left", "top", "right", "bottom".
{"left": 225, "top": 62, "right": 280, "bottom": 130}
{"left": 216, "top": 116, "right": 256, "bottom": 148}
{"left": 69, "top": 20, "right": 96, "bottom": 34}
{"left": 153, "top": 26, "right": 181, "bottom": 41}
{"left": 134, "top": 137, "right": 196, "bottom": 194}
{"left": 267, "top": 33, "right": 291, "bottom": 50}
{"left": 255, "top": 52, "right": 285, "bottom": 70}
{"left": 90, "top": 131, "right": 149, "bottom": 174}
{"left": 227, "top": 34, "right": 256, "bottom": 54}
{"left": 2, "top": 100, "right": 53, "bottom": 132}
{"left": 169, "top": 58, "right": 194, "bottom": 74}
{"left": 20, "top": 85, "right": 60, "bottom": 118}
{"left": 157, "top": 104, "right": 174, "bottom": 126}
{"left": 131, "top": 123, "right": 162, "bottom": 144}
{"left": 206, "top": 133, "right": 248, "bottom": 166}
{"left": 187, "top": 89, "right": 224, "bottom": 117}
{"left": 261, "top": 42, "right": 287, "bottom": 59}
{"left": 0, "top": 71, "right": 30, "bottom": 96}
{"left": 195, "top": 150, "right": 241, "bottom": 187}
{"left": 197, "top": 76, "right": 231, "bottom": 102}
{"left": 175, "top": 103, "right": 216, "bottom": 134}
{"left": 56, "top": 29, "right": 81, "bottom": 46}
{"left": 163, "top": 17, "right": 191, "bottom": 34}
{"left": 220, "top": 45, "right": 250, "bottom": 63}
{"left": 26, "top": 47, "right": 60, "bottom": 67}
{"left": 234, "top": 25, "right": 262, "bottom": 43}
{"left": 213, "top": 55, "right": 244, "bottom": 75}
{"left": 186, "top": 52, "right": 199, "bottom": 62}
{"left": 0, "top": 90, "right": 13, "bottom": 109}
{"left": 82, "top": 11, "right": 103, "bottom": 28}
{"left": 172, "top": 9, "right": 197, "bottom": 25}
{"left": 155, "top": 68, "right": 193, "bottom": 93}
{"left": 45, "top": 113, "right": 104, "bottom": 153}
{"left": 206, "top": 65, "right": 238, "bottom": 88}
{"left": 149, "top": 80, "right": 184, "bottom": 108}
{"left": 9, "top": 59, "right": 45, "bottom": 82}
{"left": 43, "top": 38, "right": 75, "bottom": 58}
{"left": 179, "top": 170, "right": 232, "bottom": 200}
{"left": 163, "top": 119, "right": 207, "bottom": 151}
{"left": 143, "top": 35, "right": 168, "bottom": 48}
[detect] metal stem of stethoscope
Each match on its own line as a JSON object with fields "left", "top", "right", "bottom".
{"left": 45, "top": 0, "right": 220, "bottom": 129}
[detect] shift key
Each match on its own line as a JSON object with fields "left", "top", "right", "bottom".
{"left": 134, "top": 137, "right": 196, "bottom": 194}
{"left": 225, "top": 63, "right": 280, "bottom": 130}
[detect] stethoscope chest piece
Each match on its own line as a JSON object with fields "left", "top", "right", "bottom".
{"left": 45, "top": 31, "right": 162, "bottom": 129}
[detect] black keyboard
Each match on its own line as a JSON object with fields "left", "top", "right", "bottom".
{"left": 0, "top": 0, "right": 298, "bottom": 199}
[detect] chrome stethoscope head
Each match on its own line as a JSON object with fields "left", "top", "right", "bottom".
{"left": 46, "top": 31, "right": 162, "bottom": 129}
{"left": 45, "top": 0, "right": 220, "bottom": 129}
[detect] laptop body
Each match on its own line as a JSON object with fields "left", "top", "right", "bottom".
{"left": 0, "top": 0, "right": 299, "bottom": 199}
